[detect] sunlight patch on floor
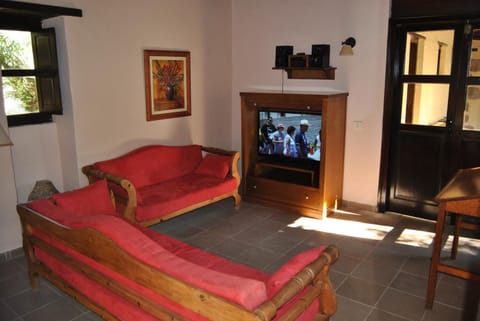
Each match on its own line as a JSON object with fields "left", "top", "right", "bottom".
{"left": 395, "top": 229, "right": 435, "bottom": 248}
{"left": 443, "top": 235, "right": 480, "bottom": 256}
{"left": 288, "top": 217, "right": 393, "bottom": 240}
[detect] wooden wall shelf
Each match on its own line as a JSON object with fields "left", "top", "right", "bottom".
{"left": 273, "top": 54, "right": 336, "bottom": 80}
{"left": 273, "top": 67, "right": 336, "bottom": 80}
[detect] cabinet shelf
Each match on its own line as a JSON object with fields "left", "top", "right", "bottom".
{"left": 272, "top": 66, "right": 336, "bottom": 80}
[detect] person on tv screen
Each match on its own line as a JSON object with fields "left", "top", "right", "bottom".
{"left": 283, "top": 125, "right": 297, "bottom": 158}
{"left": 270, "top": 123, "right": 285, "bottom": 154}
{"left": 260, "top": 117, "right": 276, "bottom": 154}
{"left": 295, "top": 119, "right": 310, "bottom": 158}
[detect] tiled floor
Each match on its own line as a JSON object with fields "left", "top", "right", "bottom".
{"left": 1, "top": 200, "right": 479, "bottom": 321}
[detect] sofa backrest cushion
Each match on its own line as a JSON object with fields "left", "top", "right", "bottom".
{"left": 193, "top": 154, "right": 231, "bottom": 179}
{"left": 93, "top": 145, "right": 203, "bottom": 188}
{"left": 27, "top": 198, "right": 73, "bottom": 224}
{"left": 67, "top": 215, "right": 267, "bottom": 310}
{"left": 25, "top": 205, "right": 268, "bottom": 310}
{"left": 51, "top": 180, "right": 117, "bottom": 217}
{"left": 267, "top": 246, "right": 326, "bottom": 298}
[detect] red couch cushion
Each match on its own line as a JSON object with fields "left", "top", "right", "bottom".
{"left": 267, "top": 246, "right": 327, "bottom": 297}
{"left": 35, "top": 248, "right": 210, "bottom": 321}
{"left": 93, "top": 145, "right": 203, "bottom": 188}
{"left": 136, "top": 174, "right": 237, "bottom": 221}
{"left": 194, "top": 154, "right": 231, "bottom": 179}
{"left": 142, "top": 228, "right": 269, "bottom": 282}
{"left": 31, "top": 213, "right": 268, "bottom": 310}
{"left": 51, "top": 180, "right": 117, "bottom": 217}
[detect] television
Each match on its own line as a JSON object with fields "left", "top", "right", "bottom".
{"left": 257, "top": 109, "right": 322, "bottom": 186}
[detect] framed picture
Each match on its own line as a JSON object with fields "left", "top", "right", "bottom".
{"left": 144, "top": 50, "right": 191, "bottom": 121}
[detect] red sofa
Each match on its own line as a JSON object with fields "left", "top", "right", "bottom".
{"left": 17, "top": 180, "right": 339, "bottom": 321}
{"left": 82, "top": 144, "right": 241, "bottom": 226}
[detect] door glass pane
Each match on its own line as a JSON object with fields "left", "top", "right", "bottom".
{"left": 464, "top": 85, "right": 480, "bottom": 131}
{"left": 470, "top": 29, "right": 480, "bottom": 77}
{"left": 404, "top": 30, "right": 454, "bottom": 76}
{"left": 401, "top": 83, "right": 449, "bottom": 126}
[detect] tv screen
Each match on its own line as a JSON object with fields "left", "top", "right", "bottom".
{"left": 258, "top": 110, "right": 322, "bottom": 162}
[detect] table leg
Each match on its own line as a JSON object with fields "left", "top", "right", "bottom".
{"left": 426, "top": 203, "right": 446, "bottom": 309}
{"left": 451, "top": 214, "right": 461, "bottom": 260}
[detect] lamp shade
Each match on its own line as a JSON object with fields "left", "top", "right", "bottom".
{"left": 339, "top": 45, "right": 354, "bottom": 56}
{"left": 28, "top": 180, "right": 59, "bottom": 201}
{"left": 0, "top": 124, "right": 12, "bottom": 146}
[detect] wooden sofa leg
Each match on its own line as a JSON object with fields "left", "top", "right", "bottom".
{"left": 233, "top": 192, "right": 241, "bottom": 209}
{"left": 23, "top": 239, "right": 40, "bottom": 289}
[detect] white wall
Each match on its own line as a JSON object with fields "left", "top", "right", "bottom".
{"left": 1, "top": 0, "right": 390, "bottom": 254}
{"left": 232, "top": 0, "right": 390, "bottom": 207}
{"left": 65, "top": 0, "right": 233, "bottom": 170}
{"left": 2, "top": 0, "right": 233, "bottom": 253}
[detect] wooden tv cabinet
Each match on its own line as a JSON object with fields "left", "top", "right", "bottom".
{"left": 240, "top": 91, "right": 347, "bottom": 218}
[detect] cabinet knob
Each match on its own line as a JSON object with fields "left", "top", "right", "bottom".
{"left": 305, "top": 194, "right": 309, "bottom": 200}
{"left": 253, "top": 185, "right": 257, "bottom": 189}
{"left": 306, "top": 105, "right": 311, "bottom": 110}
{"left": 253, "top": 102, "right": 257, "bottom": 106}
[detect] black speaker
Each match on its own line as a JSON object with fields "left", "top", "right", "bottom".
{"left": 275, "top": 45, "right": 293, "bottom": 68}
{"left": 311, "top": 44, "right": 330, "bottom": 68}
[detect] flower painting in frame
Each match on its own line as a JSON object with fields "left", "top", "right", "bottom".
{"left": 144, "top": 50, "right": 191, "bottom": 120}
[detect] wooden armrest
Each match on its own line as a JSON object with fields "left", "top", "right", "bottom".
{"left": 81, "top": 165, "right": 138, "bottom": 222}
{"left": 254, "top": 245, "right": 339, "bottom": 321}
{"left": 82, "top": 165, "right": 124, "bottom": 185}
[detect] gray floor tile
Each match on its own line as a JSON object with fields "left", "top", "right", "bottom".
{"left": 337, "top": 276, "right": 386, "bottom": 305}
{"left": 5, "top": 286, "right": 62, "bottom": 316}
{"left": 366, "top": 309, "right": 412, "bottom": 321}
{"left": 401, "top": 256, "right": 431, "bottom": 278}
{"left": 422, "top": 302, "right": 464, "bottom": 321}
{"left": 330, "top": 295, "right": 372, "bottom": 321}
{"left": 0, "top": 273, "right": 32, "bottom": 299}
{"left": 22, "top": 296, "right": 84, "bottom": 321}
{"left": 0, "top": 301, "right": 20, "bottom": 321}
{"left": 331, "top": 254, "right": 362, "bottom": 274}
{"left": 390, "top": 272, "right": 428, "bottom": 298}
{"left": 376, "top": 288, "right": 426, "bottom": 321}
{"left": 352, "top": 260, "right": 400, "bottom": 286}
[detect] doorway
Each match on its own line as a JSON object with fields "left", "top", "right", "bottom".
{"left": 379, "top": 19, "right": 480, "bottom": 220}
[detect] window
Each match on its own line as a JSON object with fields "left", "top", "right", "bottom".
{"left": 1, "top": 28, "right": 62, "bottom": 126}
{"left": 400, "top": 29, "right": 454, "bottom": 126}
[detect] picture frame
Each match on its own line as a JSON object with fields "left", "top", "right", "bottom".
{"left": 144, "top": 50, "right": 191, "bottom": 121}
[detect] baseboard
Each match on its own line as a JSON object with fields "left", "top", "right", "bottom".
{"left": 340, "top": 200, "right": 378, "bottom": 213}
{"left": 0, "top": 247, "right": 24, "bottom": 263}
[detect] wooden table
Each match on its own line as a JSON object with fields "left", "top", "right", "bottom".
{"left": 426, "top": 167, "right": 480, "bottom": 308}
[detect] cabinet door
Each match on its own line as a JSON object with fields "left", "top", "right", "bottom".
{"left": 246, "top": 177, "right": 322, "bottom": 210}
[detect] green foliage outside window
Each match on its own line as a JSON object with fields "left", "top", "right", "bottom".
{"left": 0, "top": 33, "right": 39, "bottom": 113}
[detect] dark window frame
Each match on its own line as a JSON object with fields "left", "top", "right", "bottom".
{"left": 2, "top": 28, "right": 62, "bottom": 126}
{"left": 0, "top": 0, "right": 82, "bottom": 127}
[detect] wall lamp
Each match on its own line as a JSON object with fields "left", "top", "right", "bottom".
{"left": 339, "top": 37, "right": 356, "bottom": 56}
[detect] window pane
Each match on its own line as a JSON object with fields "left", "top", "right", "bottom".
{"left": 470, "top": 29, "right": 480, "bottom": 77}
{"left": 401, "top": 83, "right": 449, "bottom": 126}
{"left": 404, "top": 30, "right": 454, "bottom": 76}
{"left": 2, "top": 76, "right": 39, "bottom": 115}
{"left": 0, "top": 30, "right": 34, "bottom": 70}
{"left": 464, "top": 85, "right": 480, "bottom": 131}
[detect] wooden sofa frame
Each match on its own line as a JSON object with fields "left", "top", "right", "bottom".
{"left": 82, "top": 146, "right": 242, "bottom": 226}
{"left": 18, "top": 203, "right": 339, "bottom": 321}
